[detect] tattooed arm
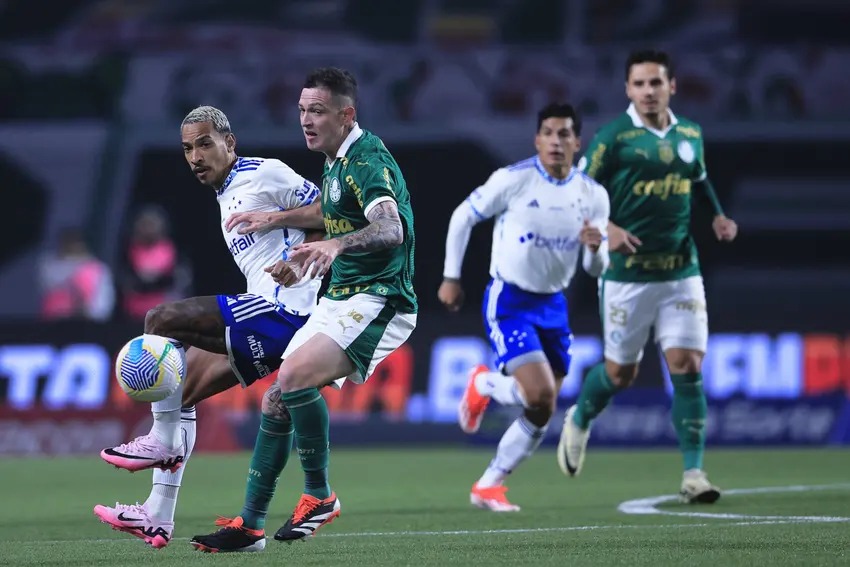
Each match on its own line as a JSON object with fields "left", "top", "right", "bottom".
{"left": 337, "top": 200, "right": 404, "bottom": 253}
{"left": 284, "top": 200, "right": 404, "bottom": 282}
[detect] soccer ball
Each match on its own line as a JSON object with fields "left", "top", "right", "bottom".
{"left": 115, "top": 334, "right": 184, "bottom": 402}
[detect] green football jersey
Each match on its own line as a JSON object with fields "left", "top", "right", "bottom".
{"left": 579, "top": 105, "right": 707, "bottom": 282}
{"left": 321, "top": 126, "right": 417, "bottom": 313}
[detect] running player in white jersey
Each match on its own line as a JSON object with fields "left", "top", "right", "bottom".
{"left": 439, "top": 103, "right": 613, "bottom": 511}
{"left": 93, "top": 106, "right": 321, "bottom": 550}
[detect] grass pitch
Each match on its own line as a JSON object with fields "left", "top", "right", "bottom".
{"left": 2, "top": 447, "right": 849, "bottom": 566}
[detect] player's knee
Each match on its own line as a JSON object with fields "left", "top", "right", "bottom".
{"left": 524, "top": 383, "right": 557, "bottom": 415}
{"left": 604, "top": 359, "right": 639, "bottom": 388}
{"left": 277, "top": 360, "right": 317, "bottom": 393}
{"left": 523, "top": 407, "right": 552, "bottom": 429}
{"left": 261, "top": 384, "right": 292, "bottom": 422}
{"left": 665, "top": 349, "right": 703, "bottom": 374}
{"left": 144, "top": 303, "right": 174, "bottom": 335}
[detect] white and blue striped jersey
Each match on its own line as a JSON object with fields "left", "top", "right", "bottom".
{"left": 217, "top": 156, "right": 321, "bottom": 316}
{"left": 444, "top": 156, "right": 610, "bottom": 294}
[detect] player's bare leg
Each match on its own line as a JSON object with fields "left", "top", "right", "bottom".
{"left": 467, "top": 360, "right": 562, "bottom": 511}
{"left": 559, "top": 360, "right": 637, "bottom": 476}
{"left": 145, "top": 296, "right": 228, "bottom": 355}
{"left": 664, "top": 347, "right": 720, "bottom": 503}
{"left": 95, "top": 350, "right": 239, "bottom": 547}
{"left": 101, "top": 297, "right": 229, "bottom": 472}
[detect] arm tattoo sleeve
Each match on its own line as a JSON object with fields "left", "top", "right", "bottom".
{"left": 337, "top": 200, "right": 404, "bottom": 253}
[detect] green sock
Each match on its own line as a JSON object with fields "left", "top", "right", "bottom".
{"left": 572, "top": 363, "right": 618, "bottom": 429}
{"left": 670, "top": 372, "right": 707, "bottom": 471}
{"left": 282, "top": 388, "right": 331, "bottom": 500}
{"left": 240, "top": 414, "right": 294, "bottom": 530}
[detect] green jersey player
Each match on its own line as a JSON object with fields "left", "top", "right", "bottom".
{"left": 194, "top": 68, "right": 417, "bottom": 551}
{"left": 557, "top": 50, "right": 737, "bottom": 503}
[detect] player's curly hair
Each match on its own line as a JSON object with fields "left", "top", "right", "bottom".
{"left": 537, "top": 103, "right": 581, "bottom": 136}
{"left": 303, "top": 67, "right": 358, "bottom": 108}
{"left": 626, "top": 49, "right": 675, "bottom": 80}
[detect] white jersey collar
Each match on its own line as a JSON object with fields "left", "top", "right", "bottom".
{"left": 626, "top": 103, "right": 677, "bottom": 138}
{"left": 327, "top": 123, "right": 364, "bottom": 166}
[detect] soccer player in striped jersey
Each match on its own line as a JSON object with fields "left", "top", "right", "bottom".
{"left": 439, "top": 103, "right": 615, "bottom": 511}
{"left": 93, "top": 106, "right": 322, "bottom": 550}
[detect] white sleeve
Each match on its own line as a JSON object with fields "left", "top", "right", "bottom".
{"left": 443, "top": 169, "right": 515, "bottom": 280}
{"left": 259, "top": 160, "right": 320, "bottom": 210}
{"left": 466, "top": 168, "right": 515, "bottom": 220}
{"left": 582, "top": 183, "right": 611, "bottom": 278}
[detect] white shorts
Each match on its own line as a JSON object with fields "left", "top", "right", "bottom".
{"left": 282, "top": 293, "right": 417, "bottom": 388}
{"left": 600, "top": 276, "right": 708, "bottom": 365}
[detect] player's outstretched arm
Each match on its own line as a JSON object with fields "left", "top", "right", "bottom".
{"left": 284, "top": 201, "right": 404, "bottom": 281}
{"left": 225, "top": 201, "right": 325, "bottom": 233}
{"left": 337, "top": 200, "right": 404, "bottom": 253}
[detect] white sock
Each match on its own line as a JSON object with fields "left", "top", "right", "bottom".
{"left": 477, "top": 416, "right": 547, "bottom": 487}
{"left": 146, "top": 405, "right": 197, "bottom": 522}
{"left": 474, "top": 371, "right": 528, "bottom": 408}
{"left": 149, "top": 342, "right": 186, "bottom": 450}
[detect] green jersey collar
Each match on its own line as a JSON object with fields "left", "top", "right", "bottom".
{"left": 626, "top": 103, "right": 678, "bottom": 138}
{"left": 328, "top": 123, "right": 364, "bottom": 166}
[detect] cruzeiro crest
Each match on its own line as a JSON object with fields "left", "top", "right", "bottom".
{"left": 329, "top": 177, "right": 342, "bottom": 203}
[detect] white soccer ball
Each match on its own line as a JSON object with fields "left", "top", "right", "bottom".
{"left": 115, "top": 334, "right": 183, "bottom": 403}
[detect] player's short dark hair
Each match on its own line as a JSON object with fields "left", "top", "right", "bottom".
{"left": 625, "top": 49, "right": 675, "bottom": 80}
{"left": 537, "top": 103, "right": 582, "bottom": 136}
{"left": 303, "top": 67, "right": 358, "bottom": 107}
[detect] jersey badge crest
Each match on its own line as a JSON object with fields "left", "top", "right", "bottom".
{"left": 657, "top": 141, "right": 674, "bottom": 164}
{"left": 577, "top": 156, "right": 587, "bottom": 171}
{"left": 677, "top": 140, "right": 695, "bottom": 163}
{"left": 329, "top": 178, "right": 342, "bottom": 203}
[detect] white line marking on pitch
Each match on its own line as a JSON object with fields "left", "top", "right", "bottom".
{"left": 618, "top": 483, "right": 850, "bottom": 522}
{"left": 12, "top": 486, "right": 850, "bottom": 547}
{"left": 14, "top": 517, "right": 844, "bottom": 547}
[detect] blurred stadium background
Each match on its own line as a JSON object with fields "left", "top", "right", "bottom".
{"left": 1, "top": 0, "right": 849, "bottom": 564}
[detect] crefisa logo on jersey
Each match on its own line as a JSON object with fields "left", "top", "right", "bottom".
{"left": 518, "top": 232, "right": 580, "bottom": 251}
